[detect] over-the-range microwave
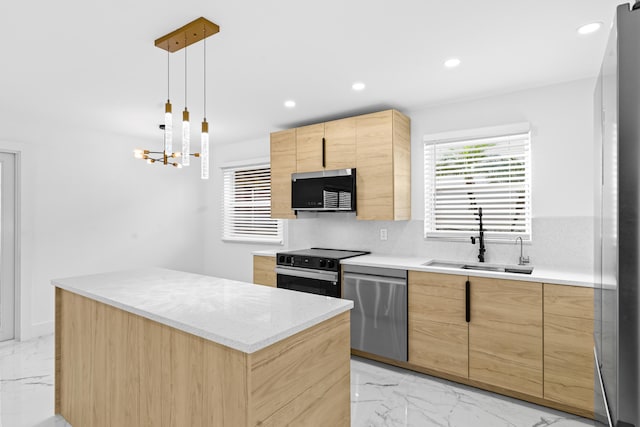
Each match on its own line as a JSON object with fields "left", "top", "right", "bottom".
{"left": 291, "top": 168, "right": 356, "bottom": 212}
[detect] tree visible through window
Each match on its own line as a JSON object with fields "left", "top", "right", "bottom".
{"left": 223, "top": 165, "right": 283, "bottom": 243}
{"left": 424, "top": 130, "right": 531, "bottom": 240}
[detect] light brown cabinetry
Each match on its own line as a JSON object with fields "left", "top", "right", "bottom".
{"left": 296, "top": 123, "right": 326, "bottom": 173}
{"left": 270, "top": 129, "right": 297, "bottom": 219}
{"left": 253, "top": 255, "right": 276, "bottom": 287}
{"left": 296, "top": 118, "right": 356, "bottom": 173}
{"left": 543, "top": 284, "right": 594, "bottom": 414}
{"left": 407, "top": 273, "right": 543, "bottom": 396}
{"left": 468, "top": 277, "right": 543, "bottom": 397}
{"left": 404, "top": 271, "right": 594, "bottom": 418}
{"left": 269, "top": 109, "right": 410, "bottom": 221}
{"left": 356, "top": 110, "right": 411, "bottom": 220}
{"left": 408, "top": 271, "right": 469, "bottom": 377}
{"left": 324, "top": 117, "right": 356, "bottom": 169}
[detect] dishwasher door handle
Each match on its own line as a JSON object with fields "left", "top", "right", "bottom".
{"left": 343, "top": 272, "right": 407, "bottom": 286}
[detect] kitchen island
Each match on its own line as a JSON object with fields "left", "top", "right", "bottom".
{"left": 53, "top": 268, "right": 352, "bottom": 427}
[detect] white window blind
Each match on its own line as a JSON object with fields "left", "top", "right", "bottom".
{"left": 223, "top": 164, "right": 283, "bottom": 244}
{"left": 424, "top": 131, "right": 531, "bottom": 241}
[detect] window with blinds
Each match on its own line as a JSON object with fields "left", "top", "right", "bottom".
{"left": 223, "top": 164, "right": 283, "bottom": 244}
{"left": 424, "top": 130, "right": 531, "bottom": 241}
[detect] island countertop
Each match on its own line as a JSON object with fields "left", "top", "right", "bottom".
{"left": 52, "top": 267, "right": 353, "bottom": 354}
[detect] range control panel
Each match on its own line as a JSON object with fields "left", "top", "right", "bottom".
{"left": 276, "top": 255, "right": 339, "bottom": 271}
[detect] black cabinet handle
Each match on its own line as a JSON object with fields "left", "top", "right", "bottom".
{"left": 322, "top": 137, "right": 326, "bottom": 168}
{"left": 465, "top": 280, "right": 470, "bottom": 323}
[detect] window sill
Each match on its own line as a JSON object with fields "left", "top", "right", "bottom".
{"left": 222, "top": 237, "right": 284, "bottom": 246}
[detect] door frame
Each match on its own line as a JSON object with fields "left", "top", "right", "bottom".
{"left": 0, "top": 150, "right": 20, "bottom": 341}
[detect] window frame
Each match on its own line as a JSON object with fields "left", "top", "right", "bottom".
{"left": 423, "top": 123, "right": 532, "bottom": 243}
{"left": 221, "top": 161, "right": 284, "bottom": 245}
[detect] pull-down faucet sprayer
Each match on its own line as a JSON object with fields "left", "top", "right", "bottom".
{"left": 470, "top": 207, "right": 486, "bottom": 262}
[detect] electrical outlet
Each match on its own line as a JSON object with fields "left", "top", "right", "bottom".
{"left": 380, "top": 228, "right": 388, "bottom": 241}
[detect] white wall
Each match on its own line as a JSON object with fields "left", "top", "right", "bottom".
{"left": 205, "top": 78, "right": 597, "bottom": 280}
{"left": 201, "top": 137, "right": 283, "bottom": 283}
{"left": 408, "top": 78, "right": 594, "bottom": 220}
{"left": 3, "top": 121, "right": 206, "bottom": 340}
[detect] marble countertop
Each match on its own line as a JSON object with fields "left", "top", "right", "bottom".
{"left": 252, "top": 249, "right": 283, "bottom": 256}
{"left": 52, "top": 268, "right": 353, "bottom": 354}
{"left": 252, "top": 250, "right": 593, "bottom": 287}
{"left": 341, "top": 255, "right": 594, "bottom": 287}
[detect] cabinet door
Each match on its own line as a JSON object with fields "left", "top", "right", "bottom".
{"left": 270, "top": 129, "right": 297, "bottom": 219}
{"left": 392, "top": 110, "right": 411, "bottom": 220}
{"left": 408, "top": 271, "right": 469, "bottom": 378}
{"left": 253, "top": 256, "right": 277, "bottom": 287}
{"left": 544, "top": 284, "right": 594, "bottom": 413}
{"left": 324, "top": 117, "right": 356, "bottom": 170}
{"left": 356, "top": 111, "right": 393, "bottom": 220}
{"left": 296, "top": 123, "right": 325, "bottom": 173}
{"left": 469, "top": 277, "right": 543, "bottom": 397}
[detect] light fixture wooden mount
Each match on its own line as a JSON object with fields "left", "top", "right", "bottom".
{"left": 155, "top": 17, "right": 219, "bottom": 53}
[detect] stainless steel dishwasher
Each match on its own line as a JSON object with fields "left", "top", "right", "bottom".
{"left": 342, "top": 264, "right": 407, "bottom": 362}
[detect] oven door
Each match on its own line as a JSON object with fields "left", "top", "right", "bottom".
{"left": 275, "top": 266, "right": 340, "bottom": 297}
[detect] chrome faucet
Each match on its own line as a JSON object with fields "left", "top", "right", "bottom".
{"left": 470, "top": 207, "right": 486, "bottom": 263}
{"left": 515, "top": 237, "right": 530, "bottom": 265}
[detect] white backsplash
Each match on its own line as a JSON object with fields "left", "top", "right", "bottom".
{"left": 288, "top": 215, "right": 593, "bottom": 275}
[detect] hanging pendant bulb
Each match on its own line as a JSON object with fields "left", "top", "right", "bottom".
{"left": 201, "top": 119, "right": 209, "bottom": 179}
{"left": 181, "top": 41, "right": 190, "bottom": 166}
{"left": 164, "top": 100, "right": 173, "bottom": 156}
{"left": 200, "top": 23, "right": 210, "bottom": 180}
{"left": 182, "top": 109, "right": 190, "bottom": 166}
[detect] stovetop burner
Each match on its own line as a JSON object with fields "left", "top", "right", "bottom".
{"left": 279, "top": 248, "right": 369, "bottom": 259}
{"left": 276, "top": 248, "right": 369, "bottom": 271}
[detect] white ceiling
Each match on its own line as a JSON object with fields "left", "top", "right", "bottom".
{"left": 0, "top": 0, "right": 623, "bottom": 145}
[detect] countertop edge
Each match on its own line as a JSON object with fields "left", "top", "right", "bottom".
{"left": 52, "top": 278, "right": 353, "bottom": 354}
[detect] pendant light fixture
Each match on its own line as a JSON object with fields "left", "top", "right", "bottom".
{"left": 134, "top": 17, "right": 219, "bottom": 179}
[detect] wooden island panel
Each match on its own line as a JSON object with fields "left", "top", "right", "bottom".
{"left": 56, "top": 288, "right": 349, "bottom": 427}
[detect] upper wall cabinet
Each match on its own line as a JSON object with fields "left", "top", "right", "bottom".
{"left": 356, "top": 110, "right": 411, "bottom": 221}
{"left": 270, "top": 129, "right": 297, "bottom": 219}
{"left": 270, "top": 109, "right": 410, "bottom": 220}
{"left": 296, "top": 118, "right": 357, "bottom": 173}
{"left": 324, "top": 117, "right": 357, "bottom": 170}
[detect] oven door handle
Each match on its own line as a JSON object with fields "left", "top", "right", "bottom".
{"left": 275, "top": 266, "right": 338, "bottom": 282}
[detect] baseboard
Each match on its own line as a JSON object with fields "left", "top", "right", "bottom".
{"left": 19, "top": 320, "right": 54, "bottom": 341}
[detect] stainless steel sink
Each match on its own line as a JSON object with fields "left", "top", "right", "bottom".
{"left": 461, "top": 264, "right": 503, "bottom": 272}
{"left": 422, "top": 259, "right": 533, "bottom": 275}
{"left": 421, "top": 260, "right": 465, "bottom": 269}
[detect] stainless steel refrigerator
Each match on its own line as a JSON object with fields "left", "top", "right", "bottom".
{"left": 594, "top": 3, "right": 640, "bottom": 426}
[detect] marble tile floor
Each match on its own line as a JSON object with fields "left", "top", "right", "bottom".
{"left": 351, "top": 357, "right": 597, "bottom": 427}
{"left": 1, "top": 334, "right": 596, "bottom": 427}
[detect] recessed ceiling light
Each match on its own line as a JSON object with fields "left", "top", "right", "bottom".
{"left": 577, "top": 22, "right": 602, "bottom": 35}
{"left": 284, "top": 100, "right": 296, "bottom": 108}
{"left": 352, "top": 82, "right": 366, "bottom": 91}
{"left": 444, "top": 58, "right": 461, "bottom": 68}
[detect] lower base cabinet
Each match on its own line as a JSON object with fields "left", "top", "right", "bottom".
{"left": 253, "top": 255, "right": 276, "bottom": 287}
{"left": 408, "top": 271, "right": 469, "bottom": 378}
{"left": 404, "top": 271, "right": 593, "bottom": 418}
{"left": 468, "top": 276, "right": 543, "bottom": 398}
{"left": 543, "top": 283, "right": 594, "bottom": 413}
